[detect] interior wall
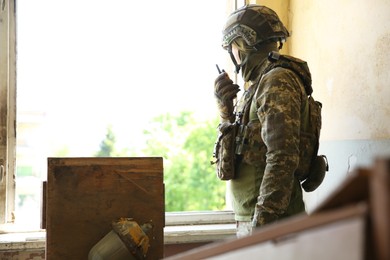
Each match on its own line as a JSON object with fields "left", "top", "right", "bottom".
{"left": 254, "top": 0, "right": 390, "bottom": 211}
{"left": 289, "top": 0, "right": 390, "bottom": 211}
{"left": 290, "top": 0, "right": 390, "bottom": 141}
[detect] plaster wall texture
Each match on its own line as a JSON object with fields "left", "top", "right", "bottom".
{"left": 290, "top": 0, "right": 390, "bottom": 141}
{"left": 288, "top": 0, "right": 390, "bottom": 209}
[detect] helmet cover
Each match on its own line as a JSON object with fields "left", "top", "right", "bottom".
{"left": 222, "top": 4, "right": 289, "bottom": 49}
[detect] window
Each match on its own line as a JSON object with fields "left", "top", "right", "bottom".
{"left": 1, "top": 0, "right": 245, "bottom": 231}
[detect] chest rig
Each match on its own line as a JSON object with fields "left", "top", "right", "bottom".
{"left": 233, "top": 82, "right": 259, "bottom": 157}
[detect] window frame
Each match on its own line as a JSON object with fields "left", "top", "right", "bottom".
{"left": 0, "top": 0, "right": 17, "bottom": 226}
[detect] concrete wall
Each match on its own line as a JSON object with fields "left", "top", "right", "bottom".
{"left": 288, "top": 0, "right": 390, "bottom": 211}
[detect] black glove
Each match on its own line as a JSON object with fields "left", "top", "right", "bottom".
{"left": 214, "top": 72, "right": 240, "bottom": 122}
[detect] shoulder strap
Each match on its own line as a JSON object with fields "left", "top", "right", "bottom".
{"left": 267, "top": 51, "right": 313, "bottom": 96}
{"left": 234, "top": 77, "right": 263, "bottom": 126}
{"left": 234, "top": 59, "right": 280, "bottom": 126}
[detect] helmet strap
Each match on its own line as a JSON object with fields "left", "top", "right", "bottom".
{"left": 278, "top": 40, "right": 284, "bottom": 50}
{"left": 228, "top": 45, "right": 241, "bottom": 74}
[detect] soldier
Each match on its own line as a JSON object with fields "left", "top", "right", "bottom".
{"left": 214, "top": 4, "right": 312, "bottom": 237}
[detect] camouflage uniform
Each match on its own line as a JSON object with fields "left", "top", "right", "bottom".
{"left": 231, "top": 60, "right": 307, "bottom": 227}
{"left": 215, "top": 4, "right": 309, "bottom": 230}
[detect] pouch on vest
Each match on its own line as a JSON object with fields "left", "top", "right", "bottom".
{"left": 211, "top": 121, "right": 239, "bottom": 180}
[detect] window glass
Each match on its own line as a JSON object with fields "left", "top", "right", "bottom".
{"left": 16, "top": 0, "right": 230, "bottom": 229}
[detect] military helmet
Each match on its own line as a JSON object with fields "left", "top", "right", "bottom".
{"left": 222, "top": 4, "right": 289, "bottom": 49}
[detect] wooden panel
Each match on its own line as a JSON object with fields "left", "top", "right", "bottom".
{"left": 46, "top": 157, "right": 164, "bottom": 260}
{"left": 41, "top": 181, "right": 46, "bottom": 230}
{"left": 369, "top": 158, "right": 390, "bottom": 260}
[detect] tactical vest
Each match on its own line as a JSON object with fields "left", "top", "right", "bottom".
{"left": 233, "top": 52, "right": 328, "bottom": 191}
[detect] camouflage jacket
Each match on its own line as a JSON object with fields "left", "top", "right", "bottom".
{"left": 230, "top": 59, "right": 309, "bottom": 226}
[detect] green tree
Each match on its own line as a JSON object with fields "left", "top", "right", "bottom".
{"left": 95, "top": 125, "right": 117, "bottom": 157}
{"left": 142, "top": 112, "right": 227, "bottom": 212}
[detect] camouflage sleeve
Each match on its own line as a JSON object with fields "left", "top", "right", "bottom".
{"left": 253, "top": 67, "right": 304, "bottom": 226}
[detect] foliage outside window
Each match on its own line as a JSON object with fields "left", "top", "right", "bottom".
{"left": 95, "top": 112, "right": 226, "bottom": 212}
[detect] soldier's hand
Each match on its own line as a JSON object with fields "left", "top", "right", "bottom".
{"left": 214, "top": 72, "right": 240, "bottom": 101}
{"left": 214, "top": 72, "right": 240, "bottom": 122}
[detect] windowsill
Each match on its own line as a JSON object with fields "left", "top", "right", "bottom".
{"left": 164, "top": 210, "right": 236, "bottom": 244}
{"left": 164, "top": 223, "right": 236, "bottom": 244}
{"left": 0, "top": 232, "right": 46, "bottom": 251}
{"left": 0, "top": 211, "right": 236, "bottom": 251}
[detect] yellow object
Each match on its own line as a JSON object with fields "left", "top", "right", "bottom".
{"left": 88, "top": 218, "right": 152, "bottom": 260}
